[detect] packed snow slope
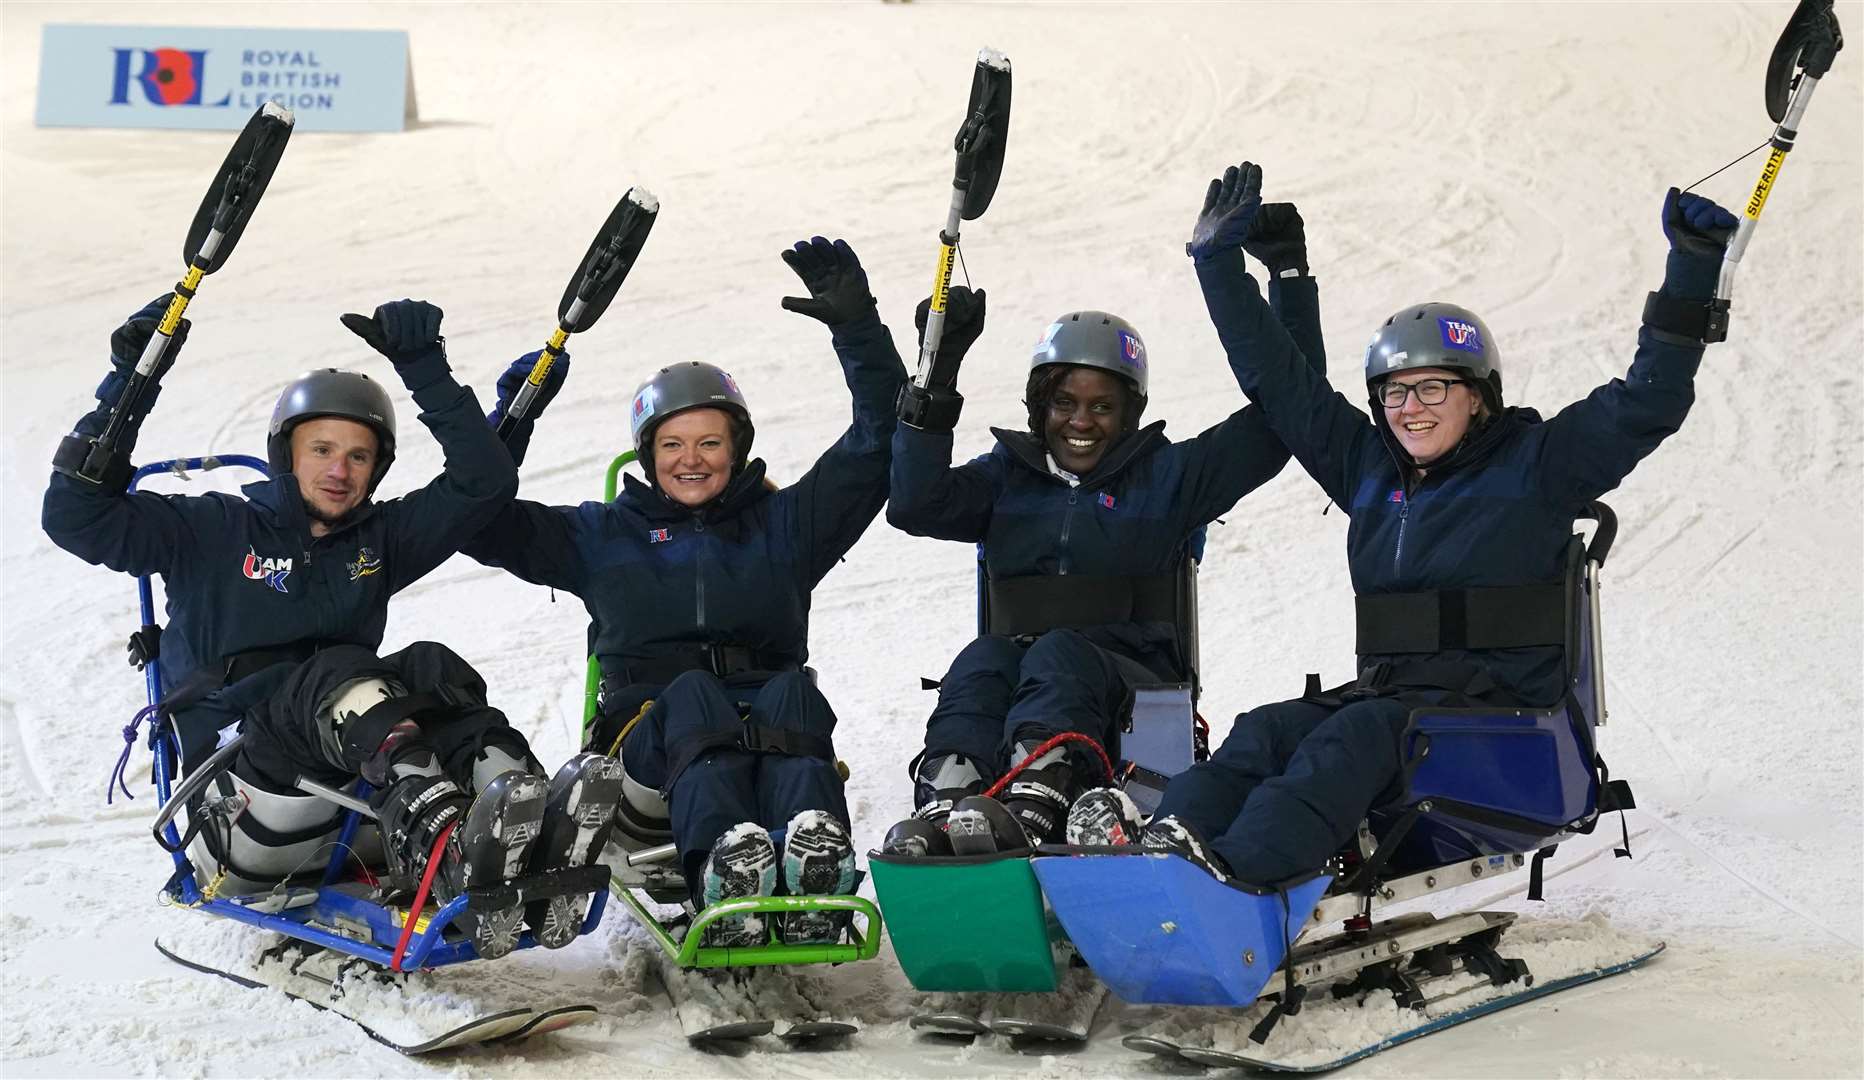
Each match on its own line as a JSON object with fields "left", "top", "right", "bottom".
{"left": 3, "top": 2, "right": 1860, "bottom": 1076}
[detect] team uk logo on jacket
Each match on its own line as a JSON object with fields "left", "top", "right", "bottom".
{"left": 241, "top": 547, "right": 292, "bottom": 593}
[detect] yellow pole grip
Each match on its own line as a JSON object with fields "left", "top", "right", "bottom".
{"left": 929, "top": 243, "right": 956, "bottom": 314}
{"left": 528, "top": 328, "right": 571, "bottom": 386}
{"left": 1744, "top": 147, "right": 1787, "bottom": 221}
{"left": 158, "top": 266, "right": 204, "bottom": 335}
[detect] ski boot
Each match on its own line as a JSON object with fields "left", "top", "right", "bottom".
{"left": 1142, "top": 815, "right": 1231, "bottom": 882}
{"left": 777, "top": 810, "right": 857, "bottom": 944}
{"left": 1066, "top": 787, "right": 1145, "bottom": 847}
{"left": 524, "top": 752, "right": 625, "bottom": 949}
{"left": 1000, "top": 738, "right": 1089, "bottom": 845}
{"left": 699, "top": 823, "right": 777, "bottom": 947}
{"left": 880, "top": 752, "right": 983, "bottom": 858}
{"left": 946, "top": 794, "right": 1032, "bottom": 855}
{"left": 879, "top": 816, "right": 953, "bottom": 858}
{"left": 378, "top": 770, "right": 547, "bottom": 960}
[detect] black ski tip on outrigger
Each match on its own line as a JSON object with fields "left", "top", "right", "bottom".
{"left": 1766, "top": 0, "right": 1844, "bottom": 122}
{"left": 185, "top": 102, "right": 296, "bottom": 274}
{"left": 955, "top": 47, "right": 1011, "bottom": 221}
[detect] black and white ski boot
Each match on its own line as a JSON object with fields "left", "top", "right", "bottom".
{"left": 699, "top": 822, "right": 777, "bottom": 947}
{"left": 777, "top": 810, "right": 856, "bottom": 945}
{"left": 880, "top": 816, "right": 953, "bottom": 858}
{"left": 1001, "top": 739, "right": 1086, "bottom": 845}
{"left": 525, "top": 752, "right": 625, "bottom": 949}
{"left": 378, "top": 770, "right": 547, "bottom": 960}
{"left": 1066, "top": 787, "right": 1145, "bottom": 847}
{"left": 1142, "top": 815, "right": 1231, "bottom": 882}
{"left": 946, "top": 794, "right": 1033, "bottom": 855}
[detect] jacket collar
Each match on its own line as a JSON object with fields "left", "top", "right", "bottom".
{"left": 621, "top": 458, "right": 773, "bottom": 523}
{"left": 1378, "top": 405, "right": 1542, "bottom": 489}
{"left": 989, "top": 421, "right": 1168, "bottom": 488}
{"left": 240, "top": 475, "right": 377, "bottom": 539}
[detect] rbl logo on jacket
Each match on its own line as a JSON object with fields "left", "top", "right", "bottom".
{"left": 647, "top": 528, "right": 671, "bottom": 544}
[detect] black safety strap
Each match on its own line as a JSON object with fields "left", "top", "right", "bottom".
{"left": 1248, "top": 883, "right": 1308, "bottom": 1045}
{"left": 222, "top": 640, "right": 337, "bottom": 685}
{"left": 986, "top": 570, "right": 1181, "bottom": 637}
{"left": 604, "top": 644, "right": 800, "bottom": 688}
{"left": 661, "top": 721, "right": 836, "bottom": 799}
{"left": 1355, "top": 584, "right": 1566, "bottom": 654}
{"left": 1527, "top": 844, "right": 1557, "bottom": 902}
{"left": 1642, "top": 290, "right": 1730, "bottom": 345}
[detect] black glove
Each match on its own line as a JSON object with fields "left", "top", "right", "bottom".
{"left": 341, "top": 299, "right": 449, "bottom": 390}
{"left": 109, "top": 294, "right": 191, "bottom": 381}
{"left": 1242, "top": 203, "right": 1308, "bottom": 278}
{"left": 1187, "top": 161, "right": 1263, "bottom": 261}
{"left": 779, "top": 236, "right": 877, "bottom": 326}
{"left": 488, "top": 350, "right": 571, "bottom": 428}
{"left": 1660, "top": 188, "right": 1738, "bottom": 299}
{"left": 913, "top": 285, "right": 988, "bottom": 386}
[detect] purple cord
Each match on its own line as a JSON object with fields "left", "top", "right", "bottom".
{"left": 109, "top": 703, "right": 160, "bottom": 804}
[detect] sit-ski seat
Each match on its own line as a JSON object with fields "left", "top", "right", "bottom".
{"left": 871, "top": 538, "right": 1207, "bottom": 992}
{"left": 1365, "top": 501, "right": 1632, "bottom": 883}
{"left": 1033, "top": 503, "right": 1633, "bottom": 1007}
{"left": 975, "top": 533, "right": 1206, "bottom": 812}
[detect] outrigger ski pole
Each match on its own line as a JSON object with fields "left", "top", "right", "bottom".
{"left": 494, "top": 187, "right": 659, "bottom": 443}
{"left": 53, "top": 103, "right": 295, "bottom": 491}
{"left": 899, "top": 48, "right": 1011, "bottom": 429}
{"left": 1703, "top": 0, "right": 1843, "bottom": 334}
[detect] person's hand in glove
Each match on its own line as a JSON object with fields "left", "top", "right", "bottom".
{"left": 779, "top": 236, "right": 878, "bottom": 326}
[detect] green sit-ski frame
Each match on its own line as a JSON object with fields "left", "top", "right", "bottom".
{"left": 582, "top": 451, "right": 882, "bottom": 969}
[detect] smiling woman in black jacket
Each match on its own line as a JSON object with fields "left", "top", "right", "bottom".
{"left": 465, "top": 238, "right": 907, "bottom": 945}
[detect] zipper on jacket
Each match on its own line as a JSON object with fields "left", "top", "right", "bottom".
{"left": 693, "top": 519, "right": 706, "bottom": 630}
{"left": 1394, "top": 495, "right": 1410, "bottom": 574}
{"left": 1058, "top": 489, "right": 1078, "bottom": 575}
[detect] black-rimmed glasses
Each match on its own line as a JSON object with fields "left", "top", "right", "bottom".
{"left": 1377, "top": 377, "right": 1468, "bottom": 408}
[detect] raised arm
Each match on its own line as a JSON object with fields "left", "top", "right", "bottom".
{"left": 768, "top": 237, "right": 910, "bottom": 583}
{"left": 1537, "top": 189, "right": 1738, "bottom": 504}
{"left": 460, "top": 496, "right": 592, "bottom": 594}
{"left": 42, "top": 296, "right": 200, "bottom": 575}
{"left": 887, "top": 284, "right": 1000, "bottom": 542}
{"left": 1190, "top": 164, "right": 1378, "bottom": 508}
{"left": 339, "top": 300, "right": 520, "bottom": 592}
{"left": 1166, "top": 230, "right": 1329, "bottom": 525}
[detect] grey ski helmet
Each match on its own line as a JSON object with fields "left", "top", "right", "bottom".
{"left": 267, "top": 369, "right": 397, "bottom": 493}
{"left": 1029, "top": 310, "right": 1149, "bottom": 396}
{"left": 628, "top": 361, "right": 754, "bottom": 463}
{"left": 1363, "top": 302, "right": 1503, "bottom": 411}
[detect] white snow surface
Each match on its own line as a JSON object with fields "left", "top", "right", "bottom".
{"left": 3, "top": 2, "right": 1861, "bottom": 1076}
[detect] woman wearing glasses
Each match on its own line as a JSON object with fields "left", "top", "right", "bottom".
{"left": 1069, "top": 161, "right": 1739, "bottom": 885}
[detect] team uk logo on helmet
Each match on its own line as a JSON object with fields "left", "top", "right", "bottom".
{"left": 241, "top": 547, "right": 292, "bottom": 593}
{"left": 718, "top": 371, "right": 741, "bottom": 397}
{"left": 1439, "top": 318, "right": 1485, "bottom": 354}
{"left": 1118, "top": 330, "right": 1147, "bottom": 370}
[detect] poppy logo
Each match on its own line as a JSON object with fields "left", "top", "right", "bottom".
{"left": 109, "top": 48, "right": 232, "bottom": 107}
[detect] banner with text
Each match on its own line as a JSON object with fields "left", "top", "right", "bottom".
{"left": 36, "top": 24, "right": 410, "bottom": 132}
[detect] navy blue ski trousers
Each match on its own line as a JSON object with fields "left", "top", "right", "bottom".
{"left": 619, "top": 669, "right": 848, "bottom": 890}
{"left": 1151, "top": 694, "right": 1432, "bottom": 884}
{"left": 923, "top": 629, "right": 1151, "bottom": 780}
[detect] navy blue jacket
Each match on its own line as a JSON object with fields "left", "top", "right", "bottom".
{"left": 462, "top": 312, "right": 907, "bottom": 687}
{"left": 42, "top": 353, "right": 519, "bottom": 737}
{"left": 1195, "top": 246, "right": 1709, "bottom": 704}
{"left": 887, "top": 278, "right": 1326, "bottom": 678}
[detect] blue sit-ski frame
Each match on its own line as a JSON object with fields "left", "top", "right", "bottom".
{"left": 136, "top": 454, "right": 608, "bottom": 972}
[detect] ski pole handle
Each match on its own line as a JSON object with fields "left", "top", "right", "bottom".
{"left": 915, "top": 194, "right": 967, "bottom": 387}
{"left": 1722, "top": 0, "right": 1843, "bottom": 301}
{"left": 1719, "top": 71, "right": 1825, "bottom": 300}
